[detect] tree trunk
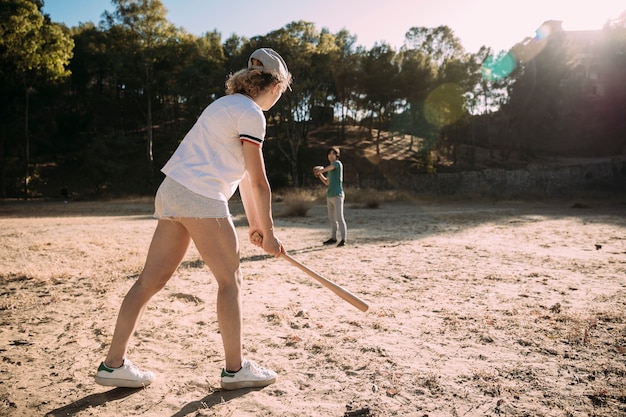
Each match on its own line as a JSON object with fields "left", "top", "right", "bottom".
{"left": 0, "top": 134, "right": 5, "bottom": 198}
{"left": 24, "top": 86, "right": 30, "bottom": 199}
{"left": 146, "top": 64, "right": 153, "bottom": 165}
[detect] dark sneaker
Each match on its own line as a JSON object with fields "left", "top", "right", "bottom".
{"left": 323, "top": 238, "right": 337, "bottom": 245}
{"left": 95, "top": 359, "right": 155, "bottom": 388}
{"left": 336, "top": 240, "right": 346, "bottom": 247}
{"left": 220, "top": 358, "right": 277, "bottom": 390}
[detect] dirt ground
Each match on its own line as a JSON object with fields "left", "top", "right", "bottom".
{"left": 1, "top": 195, "right": 625, "bottom": 417}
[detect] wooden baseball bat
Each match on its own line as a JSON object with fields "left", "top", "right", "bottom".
{"left": 251, "top": 232, "right": 368, "bottom": 311}
{"left": 280, "top": 252, "right": 369, "bottom": 312}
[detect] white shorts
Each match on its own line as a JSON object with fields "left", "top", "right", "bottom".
{"left": 154, "top": 176, "right": 230, "bottom": 219}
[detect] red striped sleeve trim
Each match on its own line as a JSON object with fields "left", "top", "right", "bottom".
{"left": 240, "top": 134, "right": 263, "bottom": 147}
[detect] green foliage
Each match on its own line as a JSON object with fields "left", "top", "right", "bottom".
{"left": 0, "top": 2, "right": 623, "bottom": 199}
{"left": 0, "top": 0, "right": 74, "bottom": 197}
{"left": 0, "top": 0, "right": 73, "bottom": 83}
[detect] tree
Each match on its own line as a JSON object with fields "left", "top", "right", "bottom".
{"left": 327, "top": 29, "right": 361, "bottom": 141}
{"left": 394, "top": 47, "right": 436, "bottom": 147}
{"left": 401, "top": 26, "right": 474, "bottom": 169}
{"left": 460, "top": 46, "right": 513, "bottom": 163}
{"left": 0, "top": 0, "right": 73, "bottom": 197}
{"left": 151, "top": 29, "right": 226, "bottom": 163}
{"left": 404, "top": 25, "right": 465, "bottom": 68}
{"left": 251, "top": 21, "right": 336, "bottom": 186}
{"left": 103, "top": 0, "right": 176, "bottom": 167}
{"left": 359, "top": 43, "right": 400, "bottom": 157}
{"left": 601, "top": 11, "right": 626, "bottom": 153}
{"left": 504, "top": 24, "right": 569, "bottom": 157}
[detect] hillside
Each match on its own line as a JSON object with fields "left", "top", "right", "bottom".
{"left": 302, "top": 125, "right": 429, "bottom": 188}
{"left": 301, "top": 125, "right": 625, "bottom": 196}
{"left": 306, "top": 125, "right": 623, "bottom": 178}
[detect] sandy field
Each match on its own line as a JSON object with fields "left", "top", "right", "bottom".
{"left": 1, "top": 195, "right": 625, "bottom": 417}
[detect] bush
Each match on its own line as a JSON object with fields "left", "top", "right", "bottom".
{"left": 276, "top": 188, "right": 318, "bottom": 217}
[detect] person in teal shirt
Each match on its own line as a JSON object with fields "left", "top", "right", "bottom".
{"left": 314, "top": 147, "right": 347, "bottom": 247}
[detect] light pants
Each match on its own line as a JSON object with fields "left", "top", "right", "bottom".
{"left": 327, "top": 195, "right": 347, "bottom": 241}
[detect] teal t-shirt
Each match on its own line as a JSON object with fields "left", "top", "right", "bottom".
{"left": 327, "top": 160, "right": 344, "bottom": 197}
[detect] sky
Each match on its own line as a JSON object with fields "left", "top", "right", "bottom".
{"left": 42, "top": 0, "right": 625, "bottom": 53}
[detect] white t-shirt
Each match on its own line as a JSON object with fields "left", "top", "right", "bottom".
{"left": 161, "top": 94, "right": 265, "bottom": 201}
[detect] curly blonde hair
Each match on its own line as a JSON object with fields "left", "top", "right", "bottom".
{"left": 225, "top": 67, "right": 292, "bottom": 97}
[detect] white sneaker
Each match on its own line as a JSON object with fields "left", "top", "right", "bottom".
{"left": 95, "top": 359, "right": 155, "bottom": 388}
{"left": 220, "top": 358, "right": 277, "bottom": 390}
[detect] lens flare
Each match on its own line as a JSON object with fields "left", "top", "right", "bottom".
{"left": 424, "top": 83, "right": 464, "bottom": 127}
{"left": 534, "top": 23, "right": 552, "bottom": 41}
{"left": 482, "top": 51, "right": 518, "bottom": 81}
{"left": 481, "top": 21, "right": 553, "bottom": 81}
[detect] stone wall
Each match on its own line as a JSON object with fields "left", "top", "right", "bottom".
{"left": 390, "top": 157, "right": 626, "bottom": 197}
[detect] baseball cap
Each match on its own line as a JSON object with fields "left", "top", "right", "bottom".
{"left": 248, "top": 48, "right": 289, "bottom": 80}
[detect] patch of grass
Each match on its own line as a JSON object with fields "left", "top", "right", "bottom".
{"left": 472, "top": 368, "right": 502, "bottom": 397}
{"left": 274, "top": 186, "right": 416, "bottom": 213}
{"left": 275, "top": 188, "right": 319, "bottom": 217}
{"left": 417, "top": 372, "right": 443, "bottom": 395}
{"left": 282, "top": 200, "right": 313, "bottom": 217}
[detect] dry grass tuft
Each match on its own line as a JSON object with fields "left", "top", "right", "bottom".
{"left": 274, "top": 186, "right": 416, "bottom": 214}
{"left": 276, "top": 188, "right": 318, "bottom": 217}
{"left": 282, "top": 201, "right": 312, "bottom": 217}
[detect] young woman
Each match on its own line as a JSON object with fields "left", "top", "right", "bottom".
{"left": 314, "top": 147, "right": 347, "bottom": 247}
{"left": 95, "top": 48, "right": 292, "bottom": 390}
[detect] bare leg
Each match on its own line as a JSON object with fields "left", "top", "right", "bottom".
{"left": 179, "top": 217, "right": 243, "bottom": 372}
{"left": 104, "top": 219, "right": 190, "bottom": 367}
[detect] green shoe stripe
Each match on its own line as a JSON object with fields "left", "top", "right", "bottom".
{"left": 221, "top": 368, "right": 235, "bottom": 378}
{"left": 98, "top": 362, "right": 114, "bottom": 373}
